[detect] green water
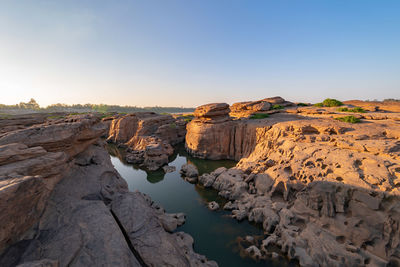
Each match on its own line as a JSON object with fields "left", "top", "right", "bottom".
{"left": 108, "top": 144, "right": 287, "bottom": 267}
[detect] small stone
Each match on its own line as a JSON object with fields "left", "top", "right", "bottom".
{"left": 162, "top": 165, "right": 176, "bottom": 173}
{"left": 207, "top": 201, "right": 220, "bottom": 211}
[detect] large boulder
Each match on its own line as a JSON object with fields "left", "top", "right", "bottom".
{"left": 193, "top": 103, "right": 230, "bottom": 119}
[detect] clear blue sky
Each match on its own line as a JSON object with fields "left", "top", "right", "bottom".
{"left": 1, "top": 0, "right": 399, "bottom": 107}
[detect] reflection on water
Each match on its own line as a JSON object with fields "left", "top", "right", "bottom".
{"left": 108, "top": 143, "right": 288, "bottom": 267}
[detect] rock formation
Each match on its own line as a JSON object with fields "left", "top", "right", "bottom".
{"left": 0, "top": 114, "right": 216, "bottom": 267}
{"left": 106, "top": 112, "right": 186, "bottom": 170}
{"left": 186, "top": 102, "right": 299, "bottom": 160}
{"left": 191, "top": 101, "right": 400, "bottom": 266}
{"left": 343, "top": 100, "right": 400, "bottom": 113}
{"left": 230, "top": 96, "right": 294, "bottom": 118}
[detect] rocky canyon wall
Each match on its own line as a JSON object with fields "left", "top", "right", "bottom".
{"left": 188, "top": 99, "right": 400, "bottom": 266}
{"left": 0, "top": 113, "right": 216, "bottom": 267}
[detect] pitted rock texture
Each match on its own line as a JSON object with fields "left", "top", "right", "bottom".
{"left": 106, "top": 112, "right": 186, "bottom": 170}
{"left": 194, "top": 109, "right": 400, "bottom": 266}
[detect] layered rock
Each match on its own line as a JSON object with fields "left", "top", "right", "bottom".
{"left": 0, "top": 114, "right": 106, "bottom": 253}
{"left": 186, "top": 103, "right": 300, "bottom": 160}
{"left": 186, "top": 103, "right": 255, "bottom": 160}
{"left": 106, "top": 112, "right": 186, "bottom": 170}
{"left": 230, "top": 96, "right": 293, "bottom": 118}
{"left": 194, "top": 110, "right": 400, "bottom": 266}
{"left": 0, "top": 114, "right": 216, "bottom": 267}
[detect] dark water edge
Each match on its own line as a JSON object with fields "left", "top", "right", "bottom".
{"left": 107, "top": 143, "right": 295, "bottom": 267}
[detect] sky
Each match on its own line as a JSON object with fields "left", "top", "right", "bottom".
{"left": 0, "top": 0, "right": 399, "bottom": 107}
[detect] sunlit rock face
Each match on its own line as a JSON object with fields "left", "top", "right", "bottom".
{"left": 185, "top": 102, "right": 258, "bottom": 160}
{"left": 189, "top": 100, "right": 400, "bottom": 266}
{"left": 106, "top": 112, "right": 186, "bottom": 170}
{"left": 186, "top": 100, "right": 298, "bottom": 161}
{"left": 229, "top": 96, "right": 294, "bottom": 118}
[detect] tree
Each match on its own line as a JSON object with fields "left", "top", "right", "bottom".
{"left": 19, "top": 98, "right": 40, "bottom": 109}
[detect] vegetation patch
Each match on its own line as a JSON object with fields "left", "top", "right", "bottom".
{"left": 48, "top": 115, "right": 65, "bottom": 119}
{"left": 271, "top": 104, "right": 284, "bottom": 110}
{"left": 297, "top": 103, "right": 309, "bottom": 107}
{"left": 337, "top": 107, "right": 366, "bottom": 113}
{"left": 180, "top": 114, "right": 194, "bottom": 123}
{"left": 250, "top": 113, "right": 269, "bottom": 119}
{"left": 335, "top": 116, "right": 361, "bottom": 123}
{"left": 314, "top": 98, "right": 343, "bottom": 107}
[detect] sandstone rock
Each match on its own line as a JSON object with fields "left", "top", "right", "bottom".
{"left": 189, "top": 107, "right": 400, "bottom": 266}
{"left": 111, "top": 192, "right": 217, "bottom": 267}
{"left": 107, "top": 112, "right": 186, "bottom": 170}
{"left": 193, "top": 103, "right": 230, "bottom": 118}
{"left": 245, "top": 245, "right": 262, "bottom": 260}
{"left": 180, "top": 163, "right": 199, "bottom": 178}
{"left": 159, "top": 212, "right": 186, "bottom": 232}
{"left": 0, "top": 114, "right": 215, "bottom": 267}
{"left": 16, "top": 259, "right": 59, "bottom": 267}
{"left": 207, "top": 201, "right": 220, "bottom": 211}
{"left": 162, "top": 165, "right": 176, "bottom": 173}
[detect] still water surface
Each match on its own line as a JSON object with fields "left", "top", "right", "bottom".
{"left": 108, "top": 144, "right": 286, "bottom": 267}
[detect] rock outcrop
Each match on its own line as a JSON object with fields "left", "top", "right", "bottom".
{"left": 193, "top": 104, "right": 400, "bottom": 266}
{"left": 230, "top": 96, "right": 293, "bottom": 118}
{"left": 0, "top": 114, "right": 217, "bottom": 267}
{"left": 186, "top": 102, "right": 300, "bottom": 160}
{"left": 185, "top": 103, "right": 257, "bottom": 160}
{"left": 107, "top": 112, "right": 186, "bottom": 170}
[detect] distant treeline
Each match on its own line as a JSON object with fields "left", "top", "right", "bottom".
{"left": 364, "top": 99, "right": 400, "bottom": 102}
{"left": 0, "top": 99, "right": 195, "bottom": 114}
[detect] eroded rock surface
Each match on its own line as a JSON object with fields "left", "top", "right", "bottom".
{"left": 107, "top": 112, "right": 186, "bottom": 170}
{"left": 0, "top": 114, "right": 216, "bottom": 267}
{"left": 230, "top": 96, "right": 293, "bottom": 118}
{"left": 194, "top": 104, "right": 400, "bottom": 266}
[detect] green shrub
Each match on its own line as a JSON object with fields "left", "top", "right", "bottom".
{"left": 250, "top": 113, "right": 269, "bottom": 119}
{"left": 297, "top": 103, "right": 308, "bottom": 107}
{"left": 337, "top": 107, "right": 366, "bottom": 113}
{"left": 48, "top": 115, "right": 65, "bottom": 119}
{"left": 313, "top": 103, "right": 324, "bottom": 107}
{"left": 349, "top": 107, "right": 366, "bottom": 113}
{"left": 271, "top": 104, "right": 284, "bottom": 110}
{"left": 335, "top": 116, "right": 361, "bottom": 123}
{"left": 184, "top": 118, "right": 192, "bottom": 123}
{"left": 169, "top": 123, "right": 177, "bottom": 129}
{"left": 322, "top": 98, "right": 343, "bottom": 107}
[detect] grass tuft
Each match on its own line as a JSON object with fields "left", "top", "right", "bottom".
{"left": 335, "top": 115, "right": 361, "bottom": 123}
{"left": 250, "top": 113, "right": 269, "bottom": 119}
{"left": 271, "top": 104, "right": 284, "bottom": 110}
{"left": 337, "top": 107, "right": 366, "bottom": 113}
